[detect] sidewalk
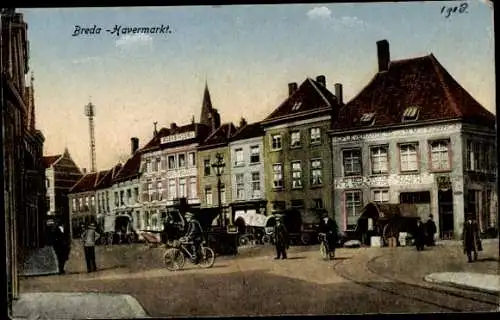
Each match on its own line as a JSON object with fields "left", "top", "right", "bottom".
{"left": 424, "top": 272, "right": 500, "bottom": 295}
{"left": 12, "top": 292, "right": 149, "bottom": 319}
{"left": 19, "top": 247, "right": 59, "bottom": 277}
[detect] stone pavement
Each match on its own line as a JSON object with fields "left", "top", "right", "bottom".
{"left": 19, "top": 247, "right": 59, "bottom": 277}
{"left": 12, "top": 292, "right": 149, "bottom": 319}
{"left": 424, "top": 272, "right": 500, "bottom": 295}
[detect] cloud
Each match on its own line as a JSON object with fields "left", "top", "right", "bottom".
{"left": 307, "top": 6, "right": 332, "bottom": 20}
{"left": 71, "top": 56, "right": 101, "bottom": 65}
{"left": 115, "top": 33, "right": 153, "bottom": 48}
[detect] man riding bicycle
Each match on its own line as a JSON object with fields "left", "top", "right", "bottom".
{"left": 318, "top": 212, "right": 339, "bottom": 260}
{"left": 182, "top": 211, "right": 204, "bottom": 263}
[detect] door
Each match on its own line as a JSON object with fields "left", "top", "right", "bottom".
{"left": 438, "top": 190, "right": 454, "bottom": 239}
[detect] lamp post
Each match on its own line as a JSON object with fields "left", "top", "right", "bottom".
{"left": 211, "top": 153, "right": 226, "bottom": 226}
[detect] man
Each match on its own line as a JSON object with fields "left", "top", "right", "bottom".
{"left": 273, "top": 216, "right": 289, "bottom": 260}
{"left": 184, "top": 211, "right": 204, "bottom": 263}
{"left": 462, "top": 213, "right": 482, "bottom": 263}
{"left": 52, "top": 221, "right": 71, "bottom": 274}
{"left": 414, "top": 218, "right": 426, "bottom": 251}
{"left": 425, "top": 214, "right": 437, "bottom": 246}
{"left": 318, "top": 213, "right": 339, "bottom": 260}
{"left": 81, "top": 222, "right": 100, "bottom": 272}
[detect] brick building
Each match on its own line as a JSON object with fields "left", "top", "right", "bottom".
{"left": 329, "top": 40, "right": 497, "bottom": 239}
{"left": 261, "top": 76, "right": 341, "bottom": 225}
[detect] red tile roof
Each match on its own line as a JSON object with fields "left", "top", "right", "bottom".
{"left": 113, "top": 152, "right": 142, "bottom": 183}
{"left": 332, "top": 54, "right": 495, "bottom": 131}
{"left": 43, "top": 155, "right": 62, "bottom": 168}
{"left": 69, "top": 170, "right": 109, "bottom": 193}
{"left": 95, "top": 163, "right": 122, "bottom": 190}
{"left": 262, "top": 78, "right": 338, "bottom": 126}
{"left": 199, "top": 123, "right": 237, "bottom": 150}
{"left": 230, "top": 122, "right": 264, "bottom": 141}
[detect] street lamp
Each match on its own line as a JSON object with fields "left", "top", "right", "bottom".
{"left": 211, "top": 153, "right": 226, "bottom": 226}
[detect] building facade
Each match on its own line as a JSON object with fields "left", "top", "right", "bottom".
{"left": 261, "top": 76, "right": 340, "bottom": 225}
{"left": 329, "top": 40, "right": 497, "bottom": 239}
{"left": 198, "top": 123, "right": 237, "bottom": 225}
{"left": 95, "top": 163, "right": 122, "bottom": 234}
{"left": 228, "top": 121, "right": 267, "bottom": 221}
{"left": 43, "top": 148, "right": 83, "bottom": 238}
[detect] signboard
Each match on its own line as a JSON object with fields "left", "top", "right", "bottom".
{"left": 436, "top": 175, "right": 452, "bottom": 192}
{"left": 160, "top": 131, "right": 196, "bottom": 145}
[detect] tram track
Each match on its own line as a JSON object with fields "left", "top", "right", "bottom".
{"left": 332, "top": 251, "right": 498, "bottom": 312}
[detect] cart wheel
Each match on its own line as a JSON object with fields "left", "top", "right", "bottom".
{"left": 239, "top": 235, "right": 250, "bottom": 247}
{"left": 301, "top": 233, "right": 311, "bottom": 245}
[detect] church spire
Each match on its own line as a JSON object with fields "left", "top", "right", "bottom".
{"left": 200, "top": 81, "right": 214, "bottom": 127}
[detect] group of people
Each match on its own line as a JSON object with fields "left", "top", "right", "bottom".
{"left": 413, "top": 214, "right": 438, "bottom": 251}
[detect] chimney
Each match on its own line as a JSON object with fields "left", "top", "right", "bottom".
{"left": 376, "top": 39, "right": 390, "bottom": 72}
{"left": 316, "top": 75, "right": 326, "bottom": 87}
{"left": 131, "top": 137, "right": 139, "bottom": 155}
{"left": 170, "top": 122, "right": 177, "bottom": 130}
{"left": 334, "top": 83, "right": 343, "bottom": 106}
{"left": 288, "top": 82, "right": 298, "bottom": 96}
{"left": 239, "top": 117, "right": 247, "bottom": 128}
{"left": 82, "top": 168, "right": 87, "bottom": 174}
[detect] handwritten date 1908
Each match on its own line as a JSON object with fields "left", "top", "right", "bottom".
{"left": 441, "top": 2, "right": 469, "bottom": 18}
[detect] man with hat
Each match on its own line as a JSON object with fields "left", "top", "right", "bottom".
{"left": 183, "top": 211, "right": 204, "bottom": 263}
{"left": 425, "top": 214, "right": 437, "bottom": 246}
{"left": 81, "top": 221, "right": 100, "bottom": 272}
{"left": 273, "top": 215, "right": 289, "bottom": 260}
{"left": 462, "top": 213, "right": 482, "bottom": 263}
{"left": 318, "top": 212, "right": 339, "bottom": 260}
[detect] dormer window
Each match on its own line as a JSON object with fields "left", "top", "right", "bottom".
{"left": 291, "top": 101, "right": 302, "bottom": 111}
{"left": 360, "top": 112, "right": 376, "bottom": 126}
{"left": 402, "top": 106, "right": 420, "bottom": 122}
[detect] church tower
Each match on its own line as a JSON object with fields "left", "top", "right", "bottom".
{"left": 199, "top": 82, "right": 221, "bottom": 132}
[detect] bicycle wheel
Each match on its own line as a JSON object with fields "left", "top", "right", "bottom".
{"left": 164, "top": 248, "right": 185, "bottom": 271}
{"left": 262, "top": 234, "right": 272, "bottom": 245}
{"left": 238, "top": 235, "right": 250, "bottom": 247}
{"left": 320, "top": 242, "right": 328, "bottom": 260}
{"left": 198, "top": 246, "right": 215, "bottom": 269}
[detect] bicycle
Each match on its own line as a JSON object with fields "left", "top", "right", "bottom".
{"left": 318, "top": 233, "right": 334, "bottom": 260}
{"left": 163, "top": 237, "right": 216, "bottom": 271}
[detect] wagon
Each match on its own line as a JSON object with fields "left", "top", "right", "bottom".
{"left": 355, "top": 202, "right": 420, "bottom": 247}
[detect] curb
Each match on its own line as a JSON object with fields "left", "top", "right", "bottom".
{"left": 423, "top": 275, "right": 500, "bottom": 295}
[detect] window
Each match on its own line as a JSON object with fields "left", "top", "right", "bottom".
{"left": 189, "top": 177, "right": 197, "bottom": 199}
{"left": 153, "top": 157, "right": 160, "bottom": 171}
{"left": 311, "top": 159, "right": 323, "bottom": 185}
{"left": 236, "top": 174, "right": 245, "bottom": 199}
{"left": 360, "top": 112, "right": 376, "bottom": 126}
{"left": 373, "top": 189, "right": 389, "bottom": 203}
{"left": 188, "top": 152, "right": 196, "bottom": 167}
{"left": 114, "top": 191, "right": 119, "bottom": 206}
{"left": 155, "top": 181, "right": 162, "bottom": 201}
{"left": 291, "top": 161, "right": 302, "bottom": 189}
{"left": 313, "top": 198, "right": 323, "bottom": 209}
{"left": 402, "top": 106, "right": 420, "bottom": 122}
{"left": 220, "top": 185, "right": 226, "bottom": 204}
{"left": 168, "top": 179, "right": 176, "bottom": 200}
{"left": 79, "top": 198, "right": 83, "bottom": 211}
{"left": 205, "top": 187, "right": 213, "bottom": 206}
{"left": 234, "top": 148, "right": 244, "bottom": 166}
{"left": 343, "top": 149, "right": 362, "bottom": 176}
{"left": 106, "top": 191, "right": 110, "bottom": 211}
{"left": 72, "top": 198, "right": 77, "bottom": 211}
{"left": 178, "top": 154, "right": 186, "bottom": 168}
{"left": 85, "top": 196, "right": 90, "bottom": 211}
{"left": 46, "top": 178, "right": 50, "bottom": 189}
{"left": 146, "top": 159, "right": 152, "bottom": 173}
{"left": 291, "top": 200, "right": 304, "bottom": 208}
{"left": 134, "top": 188, "right": 139, "bottom": 203}
{"left": 251, "top": 172, "right": 260, "bottom": 198}
{"left": 310, "top": 128, "right": 321, "bottom": 144}
{"left": 120, "top": 190, "right": 125, "bottom": 206}
{"left": 272, "top": 164, "right": 283, "bottom": 188}
{"left": 271, "top": 134, "right": 282, "bottom": 150}
{"left": 399, "top": 143, "right": 419, "bottom": 172}
{"left": 179, "top": 178, "right": 187, "bottom": 198}
{"left": 345, "top": 191, "right": 362, "bottom": 229}
{"left": 291, "top": 101, "right": 302, "bottom": 111}
{"left": 127, "top": 189, "right": 132, "bottom": 204}
{"left": 204, "top": 159, "right": 211, "bottom": 176}
{"left": 291, "top": 131, "right": 301, "bottom": 148}
{"left": 370, "top": 146, "right": 388, "bottom": 174}
{"left": 168, "top": 155, "right": 176, "bottom": 170}
{"left": 160, "top": 156, "right": 167, "bottom": 170}
{"left": 250, "top": 146, "right": 260, "bottom": 163}
{"left": 467, "top": 140, "right": 494, "bottom": 172}
{"left": 430, "top": 140, "right": 450, "bottom": 171}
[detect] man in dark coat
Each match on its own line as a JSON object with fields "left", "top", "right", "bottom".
{"left": 462, "top": 213, "right": 482, "bottom": 262}
{"left": 318, "top": 213, "right": 339, "bottom": 260}
{"left": 273, "top": 216, "right": 288, "bottom": 260}
{"left": 414, "top": 218, "right": 426, "bottom": 251}
{"left": 184, "top": 211, "right": 204, "bottom": 263}
{"left": 425, "top": 214, "right": 437, "bottom": 246}
{"left": 47, "top": 220, "right": 71, "bottom": 274}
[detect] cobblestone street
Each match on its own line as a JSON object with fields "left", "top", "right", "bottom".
{"left": 19, "top": 240, "right": 499, "bottom": 317}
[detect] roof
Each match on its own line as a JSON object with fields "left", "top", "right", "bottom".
{"left": 332, "top": 54, "right": 496, "bottom": 131}
{"left": 230, "top": 122, "right": 264, "bottom": 141}
{"left": 113, "top": 152, "right": 142, "bottom": 183}
{"left": 199, "top": 123, "right": 237, "bottom": 150}
{"left": 359, "top": 202, "right": 419, "bottom": 220}
{"left": 262, "top": 78, "right": 338, "bottom": 125}
{"left": 142, "top": 123, "right": 212, "bottom": 152}
{"left": 69, "top": 170, "right": 109, "bottom": 193}
{"left": 43, "top": 155, "right": 62, "bottom": 168}
{"left": 95, "top": 163, "right": 122, "bottom": 190}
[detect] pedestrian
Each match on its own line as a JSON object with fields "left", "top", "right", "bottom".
{"left": 52, "top": 221, "right": 71, "bottom": 274}
{"left": 462, "top": 213, "right": 482, "bottom": 263}
{"left": 81, "top": 222, "right": 100, "bottom": 272}
{"left": 319, "top": 212, "right": 339, "bottom": 260}
{"left": 273, "top": 216, "right": 289, "bottom": 260}
{"left": 425, "top": 214, "right": 437, "bottom": 246}
{"left": 414, "top": 218, "right": 426, "bottom": 251}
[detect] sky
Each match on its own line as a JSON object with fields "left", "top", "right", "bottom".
{"left": 20, "top": 1, "right": 495, "bottom": 171}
